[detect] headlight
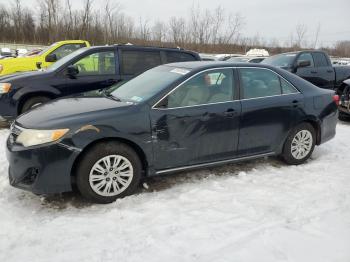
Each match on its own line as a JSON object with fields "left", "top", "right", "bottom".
{"left": 0, "top": 83, "right": 11, "bottom": 94}
{"left": 16, "top": 128, "right": 69, "bottom": 147}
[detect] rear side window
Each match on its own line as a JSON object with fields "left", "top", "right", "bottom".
{"left": 166, "top": 51, "right": 196, "bottom": 63}
{"left": 121, "top": 50, "right": 161, "bottom": 75}
{"left": 240, "top": 68, "right": 282, "bottom": 99}
{"left": 312, "top": 53, "right": 329, "bottom": 67}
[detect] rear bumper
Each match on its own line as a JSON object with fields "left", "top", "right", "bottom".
{"left": 6, "top": 137, "right": 81, "bottom": 195}
{"left": 320, "top": 111, "right": 338, "bottom": 144}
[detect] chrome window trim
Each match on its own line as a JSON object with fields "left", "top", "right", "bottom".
{"left": 240, "top": 92, "right": 301, "bottom": 101}
{"left": 152, "top": 66, "right": 300, "bottom": 110}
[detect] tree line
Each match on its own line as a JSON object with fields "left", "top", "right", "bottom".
{"left": 0, "top": 0, "right": 349, "bottom": 57}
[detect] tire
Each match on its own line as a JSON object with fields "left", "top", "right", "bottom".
{"left": 281, "top": 123, "right": 316, "bottom": 165}
{"left": 76, "top": 142, "right": 142, "bottom": 204}
{"left": 21, "top": 96, "right": 51, "bottom": 113}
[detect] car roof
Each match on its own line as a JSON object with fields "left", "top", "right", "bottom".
{"left": 85, "top": 45, "right": 197, "bottom": 54}
{"left": 166, "top": 61, "right": 276, "bottom": 70}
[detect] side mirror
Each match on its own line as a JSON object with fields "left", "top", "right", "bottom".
{"left": 45, "top": 53, "right": 57, "bottom": 63}
{"left": 36, "top": 62, "right": 42, "bottom": 69}
{"left": 66, "top": 65, "right": 79, "bottom": 78}
{"left": 297, "top": 60, "right": 311, "bottom": 68}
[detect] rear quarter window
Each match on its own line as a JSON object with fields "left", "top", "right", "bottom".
{"left": 166, "top": 51, "right": 196, "bottom": 63}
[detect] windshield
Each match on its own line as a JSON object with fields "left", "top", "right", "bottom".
{"left": 110, "top": 66, "right": 189, "bottom": 103}
{"left": 46, "top": 48, "right": 89, "bottom": 71}
{"left": 37, "top": 42, "right": 58, "bottom": 56}
{"left": 262, "top": 54, "right": 296, "bottom": 67}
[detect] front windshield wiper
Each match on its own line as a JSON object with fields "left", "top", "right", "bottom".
{"left": 101, "top": 89, "right": 121, "bottom": 101}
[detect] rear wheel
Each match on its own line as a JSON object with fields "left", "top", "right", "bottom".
{"left": 21, "top": 96, "right": 51, "bottom": 113}
{"left": 76, "top": 142, "right": 142, "bottom": 204}
{"left": 281, "top": 123, "right": 316, "bottom": 165}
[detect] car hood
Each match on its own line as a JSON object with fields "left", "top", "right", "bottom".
{"left": 16, "top": 96, "right": 135, "bottom": 129}
{"left": 0, "top": 70, "right": 49, "bottom": 82}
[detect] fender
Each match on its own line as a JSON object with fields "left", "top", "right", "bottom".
{"left": 67, "top": 122, "right": 154, "bottom": 175}
{"left": 12, "top": 85, "right": 61, "bottom": 101}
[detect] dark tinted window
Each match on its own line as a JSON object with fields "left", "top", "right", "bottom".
{"left": 297, "top": 53, "right": 314, "bottom": 67}
{"left": 240, "top": 68, "right": 281, "bottom": 99}
{"left": 166, "top": 51, "right": 196, "bottom": 63}
{"left": 121, "top": 50, "right": 161, "bottom": 75}
{"left": 312, "top": 52, "right": 329, "bottom": 67}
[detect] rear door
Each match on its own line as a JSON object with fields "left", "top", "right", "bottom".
{"left": 311, "top": 52, "right": 335, "bottom": 89}
{"left": 238, "top": 67, "right": 303, "bottom": 156}
{"left": 61, "top": 49, "right": 119, "bottom": 95}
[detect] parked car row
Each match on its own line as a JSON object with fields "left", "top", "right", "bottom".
{"left": 1, "top": 40, "right": 341, "bottom": 203}
{"left": 0, "top": 44, "right": 200, "bottom": 121}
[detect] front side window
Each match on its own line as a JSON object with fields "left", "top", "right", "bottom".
{"left": 121, "top": 50, "right": 161, "bottom": 75}
{"left": 240, "top": 68, "right": 282, "bottom": 99}
{"left": 297, "top": 53, "right": 314, "bottom": 67}
{"left": 165, "top": 69, "right": 234, "bottom": 108}
{"left": 73, "top": 51, "right": 116, "bottom": 75}
{"left": 49, "top": 44, "right": 85, "bottom": 60}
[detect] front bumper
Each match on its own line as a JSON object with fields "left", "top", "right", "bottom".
{"left": 0, "top": 93, "right": 17, "bottom": 122}
{"left": 6, "top": 136, "right": 81, "bottom": 195}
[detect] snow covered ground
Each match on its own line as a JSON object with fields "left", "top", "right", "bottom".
{"left": 0, "top": 122, "right": 349, "bottom": 262}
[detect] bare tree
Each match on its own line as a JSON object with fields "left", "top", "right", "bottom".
{"left": 152, "top": 21, "right": 166, "bottom": 43}
{"left": 295, "top": 23, "right": 307, "bottom": 47}
{"left": 313, "top": 23, "right": 321, "bottom": 49}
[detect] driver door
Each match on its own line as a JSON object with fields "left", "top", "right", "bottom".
{"left": 150, "top": 68, "right": 241, "bottom": 171}
{"left": 62, "top": 50, "right": 120, "bottom": 96}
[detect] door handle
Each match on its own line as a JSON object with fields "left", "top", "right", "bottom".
{"left": 223, "top": 108, "right": 236, "bottom": 117}
{"left": 327, "top": 70, "right": 334, "bottom": 73}
{"left": 310, "top": 71, "right": 317, "bottom": 74}
{"left": 292, "top": 100, "right": 300, "bottom": 108}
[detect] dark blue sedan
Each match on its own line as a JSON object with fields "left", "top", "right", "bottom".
{"left": 6, "top": 62, "right": 338, "bottom": 203}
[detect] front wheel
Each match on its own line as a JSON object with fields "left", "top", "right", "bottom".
{"left": 281, "top": 123, "right": 316, "bottom": 165}
{"left": 76, "top": 142, "right": 142, "bottom": 204}
{"left": 21, "top": 96, "right": 51, "bottom": 113}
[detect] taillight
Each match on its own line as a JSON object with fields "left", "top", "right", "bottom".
{"left": 333, "top": 94, "right": 340, "bottom": 106}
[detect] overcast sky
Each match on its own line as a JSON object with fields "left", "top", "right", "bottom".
{"left": 1, "top": 0, "right": 349, "bottom": 47}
